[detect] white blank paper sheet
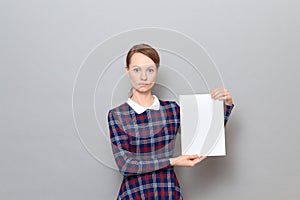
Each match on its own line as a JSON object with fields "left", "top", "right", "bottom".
{"left": 180, "top": 94, "right": 225, "bottom": 156}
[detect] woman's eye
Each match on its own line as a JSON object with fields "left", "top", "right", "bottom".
{"left": 133, "top": 68, "right": 139, "bottom": 72}
{"left": 148, "top": 68, "right": 154, "bottom": 73}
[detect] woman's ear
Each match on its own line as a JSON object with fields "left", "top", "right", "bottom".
{"left": 125, "top": 66, "right": 129, "bottom": 76}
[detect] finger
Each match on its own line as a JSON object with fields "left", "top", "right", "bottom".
{"left": 197, "top": 156, "right": 207, "bottom": 163}
{"left": 216, "top": 96, "right": 227, "bottom": 101}
{"left": 193, "top": 157, "right": 205, "bottom": 165}
{"left": 215, "top": 89, "right": 227, "bottom": 98}
{"left": 212, "top": 93, "right": 224, "bottom": 100}
{"left": 199, "top": 156, "right": 207, "bottom": 160}
{"left": 191, "top": 158, "right": 201, "bottom": 165}
{"left": 188, "top": 154, "right": 200, "bottom": 159}
{"left": 211, "top": 88, "right": 227, "bottom": 99}
{"left": 210, "top": 88, "right": 221, "bottom": 97}
{"left": 213, "top": 91, "right": 230, "bottom": 100}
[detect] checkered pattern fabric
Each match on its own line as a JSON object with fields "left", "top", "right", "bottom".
{"left": 108, "top": 99, "right": 234, "bottom": 199}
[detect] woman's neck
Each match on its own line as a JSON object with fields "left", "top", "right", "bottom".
{"left": 130, "top": 92, "right": 154, "bottom": 107}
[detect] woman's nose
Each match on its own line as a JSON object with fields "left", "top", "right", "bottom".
{"left": 140, "top": 70, "right": 147, "bottom": 80}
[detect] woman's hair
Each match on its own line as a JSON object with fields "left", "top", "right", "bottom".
{"left": 126, "top": 43, "right": 160, "bottom": 69}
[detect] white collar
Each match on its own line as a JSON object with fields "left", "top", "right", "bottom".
{"left": 127, "top": 95, "right": 160, "bottom": 114}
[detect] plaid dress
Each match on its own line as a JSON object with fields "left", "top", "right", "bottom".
{"left": 108, "top": 99, "right": 234, "bottom": 200}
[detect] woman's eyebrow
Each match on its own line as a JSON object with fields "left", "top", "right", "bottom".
{"left": 131, "top": 65, "right": 141, "bottom": 68}
{"left": 132, "top": 65, "right": 155, "bottom": 69}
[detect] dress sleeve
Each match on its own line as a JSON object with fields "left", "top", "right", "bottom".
{"left": 224, "top": 103, "right": 234, "bottom": 126}
{"left": 107, "top": 109, "right": 171, "bottom": 176}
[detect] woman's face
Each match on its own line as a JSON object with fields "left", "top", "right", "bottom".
{"left": 126, "top": 52, "right": 158, "bottom": 95}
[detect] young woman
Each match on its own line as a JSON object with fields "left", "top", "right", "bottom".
{"left": 107, "top": 44, "right": 234, "bottom": 199}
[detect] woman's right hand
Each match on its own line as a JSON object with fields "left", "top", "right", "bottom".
{"left": 169, "top": 155, "right": 207, "bottom": 167}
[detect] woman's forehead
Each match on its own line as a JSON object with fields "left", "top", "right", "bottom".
{"left": 129, "top": 52, "right": 156, "bottom": 66}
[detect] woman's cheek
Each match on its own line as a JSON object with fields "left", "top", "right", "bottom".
{"left": 128, "top": 74, "right": 139, "bottom": 88}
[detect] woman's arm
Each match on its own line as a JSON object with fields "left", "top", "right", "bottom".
{"left": 169, "top": 155, "right": 207, "bottom": 167}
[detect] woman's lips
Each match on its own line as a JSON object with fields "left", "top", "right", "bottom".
{"left": 138, "top": 83, "right": 149, "bottom": 86}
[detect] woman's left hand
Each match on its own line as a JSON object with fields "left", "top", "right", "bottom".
{"left": 210, "top": 88, "right": 233, "bottom": 106}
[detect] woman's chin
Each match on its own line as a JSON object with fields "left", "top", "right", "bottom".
{"left": 133, "top": 87, "right": 153, "bottom": 94}
{"left": 136, "top": 89, "right": 151, "bottom": 94}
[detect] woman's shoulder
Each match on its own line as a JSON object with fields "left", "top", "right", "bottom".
{"left": 158, "top": 99, "right": 180, "bottom": 118}
{"left": 107, "top": 102, "right": 129, "bottom": 115}
{"left": 158, "top": 99, "right": 180, "bottom": 109}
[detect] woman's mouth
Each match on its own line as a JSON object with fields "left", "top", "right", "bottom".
{"left": 139, "top": 83, "right": 149, "bottom": 86}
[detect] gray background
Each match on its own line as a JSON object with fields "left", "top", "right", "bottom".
{"left": 1, "top": 0, "right": 299, "bottom": 199}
